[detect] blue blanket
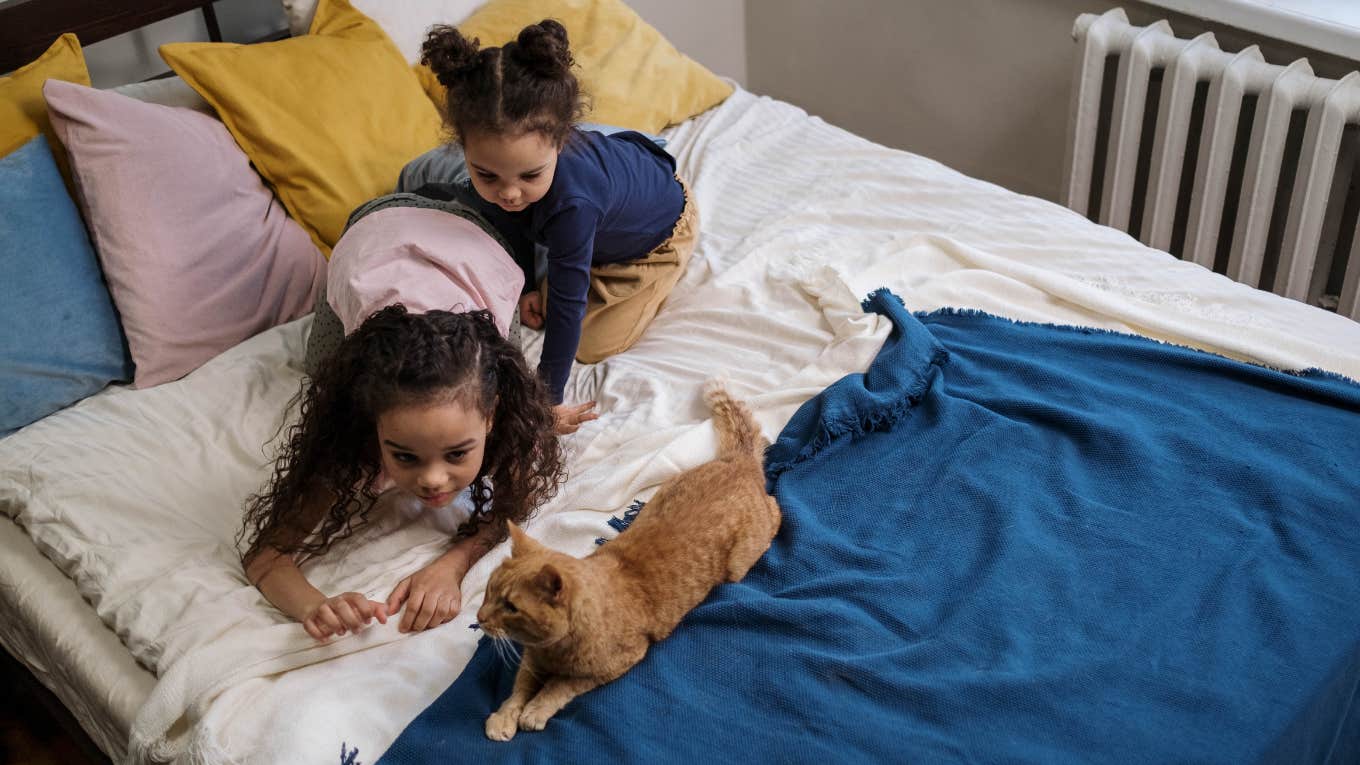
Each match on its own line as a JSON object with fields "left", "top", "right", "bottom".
{"left": 375, "top": 292, "right": 1360, "bottom": 764}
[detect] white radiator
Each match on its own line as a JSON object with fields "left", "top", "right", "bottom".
{"left": 1064, "top": 8, "right": 1360, "bottom": 321}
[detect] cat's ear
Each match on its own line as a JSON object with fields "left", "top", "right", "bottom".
{"left": 534, "top": 564, "right": 565, "bottom": 604}
{"left": 507, "top": 522, "right": 538, "bottom": 556}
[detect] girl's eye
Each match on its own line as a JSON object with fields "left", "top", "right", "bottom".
{"left": 521, "top": 172, "right": 540, "bottom": 180}
{"left": 445, "top": 450, "right": 468, "bottom": 463}
{"left": 503, "top": 599, "right": 518, "bottom": 614}
{"left": 392, "top": 452, "right": 417, "bottom": 464}
{"left": 476, "top": 172, "right": 497, "bottom": 182}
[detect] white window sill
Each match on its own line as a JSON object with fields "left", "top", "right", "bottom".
{"left": 1141, "top": 0, "right": 1360, "bottom": 62}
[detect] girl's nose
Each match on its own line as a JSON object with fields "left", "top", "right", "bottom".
{"left": 418, "top": 468, "right": 445, "bottom": 490}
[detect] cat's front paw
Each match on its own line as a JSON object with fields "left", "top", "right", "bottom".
{"left": 485, "top": 709, "right": 519, "bottom": 741}
{"left": 518, "top": 702, "right": 555, "bottom": 732}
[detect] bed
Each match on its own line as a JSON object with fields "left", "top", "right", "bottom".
{"left": 3, "top": 1, "right": 1359, "bottom": 763}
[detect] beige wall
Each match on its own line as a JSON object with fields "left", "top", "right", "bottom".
{"left": 631, "top": 0, "right": 748, "bottom": 85}
{"left": 746, "top": 0, "right": 1359, "bottom": 202}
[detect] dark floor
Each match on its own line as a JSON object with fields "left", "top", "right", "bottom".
{"left": 0, "top": 650, "right": 107, "bottom": 765}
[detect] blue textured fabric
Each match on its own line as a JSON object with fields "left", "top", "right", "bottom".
{"left": 0, "top": 136, "right": 131, "bottom": 436}
{"left": 376, "top": 292, "right": 1360, "bottom": 764}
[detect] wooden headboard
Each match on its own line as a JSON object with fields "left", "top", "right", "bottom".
{"left": 0, "top": 0, "right": 224, "bottom": 74}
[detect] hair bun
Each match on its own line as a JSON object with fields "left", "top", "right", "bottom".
{"left": 421, "top": 25, "right": 482, "bottom": 88}
{"left": 510, "top": 19, "right": 573, "bottom": 79}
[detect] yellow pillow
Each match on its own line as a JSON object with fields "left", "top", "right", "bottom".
{"left": 0, "top": 33, "right": 91, "bottom": 188}
{"left": 161, "top": 0, "right": 444, "bottom": 254}
{"left": 437, "top": 0, "right": 733, "bottom": 134}
{"left": 414, "top": 60, "right": 449, "bottom": 113}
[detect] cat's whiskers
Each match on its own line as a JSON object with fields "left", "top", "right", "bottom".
{"left": 490, "top": 634, "right": 529, "bottom": 672}
{"left": 501, "top": 637, "right": 540, "bottom": 678}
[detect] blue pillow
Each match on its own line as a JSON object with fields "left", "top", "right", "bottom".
{"left": 0, "top": 135, "right": 132, "bottom": 436}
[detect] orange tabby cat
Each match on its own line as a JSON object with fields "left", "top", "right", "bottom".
{"left": 476, "top": 382, "right": 782, "bottom": 741}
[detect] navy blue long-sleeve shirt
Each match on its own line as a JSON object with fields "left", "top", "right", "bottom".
{"left": 473, "top": 128, "right": 684, "bottom": 403}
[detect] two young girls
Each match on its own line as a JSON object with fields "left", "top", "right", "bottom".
{"left": 242, "top": 20, "right": 699, "bottom": 640}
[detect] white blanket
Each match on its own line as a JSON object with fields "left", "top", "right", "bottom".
{"left": 3, "top": 87, "right": 1358, "bottom": 764}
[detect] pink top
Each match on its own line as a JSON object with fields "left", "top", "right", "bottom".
{"left": 327, "top": 206, "right": 524, "bottom": 336}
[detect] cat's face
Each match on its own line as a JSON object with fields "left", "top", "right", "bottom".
{"left": 477, "top": 524, "right": 572, "bottom": 646}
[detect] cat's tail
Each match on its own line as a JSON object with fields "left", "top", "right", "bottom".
{"left": 704, "top": 379, "right": 765, "bottom": 460}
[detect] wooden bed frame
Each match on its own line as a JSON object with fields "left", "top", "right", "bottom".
{"left": 2, "top": 0, "right": 224, "bottom": 74}
{"left": 1, "top": 646, "right": 107, "bottom": 764}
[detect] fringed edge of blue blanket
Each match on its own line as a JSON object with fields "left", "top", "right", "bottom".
{"left": 764, "top": 289, "right": 948, "bottom": 480}
{"left": 765, "top": 292, "right": 1359, "bottom": 483}
{"left": 915, "top": 305, "right": 1360, "bottom": 388}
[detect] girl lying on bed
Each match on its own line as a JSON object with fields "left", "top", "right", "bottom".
{"left": 240, "top": 198, "right": 568, "bottom": 642}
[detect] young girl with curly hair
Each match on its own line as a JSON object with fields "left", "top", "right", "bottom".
{"left": 241, "top": 305, "right": 565, "bottom": 642}
{"left": 420, "top": 19, "right": 700, "bottom": 417}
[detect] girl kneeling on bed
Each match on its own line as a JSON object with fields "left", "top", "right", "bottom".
{"left": 240, "top": 301, "right": 564, "bottom": 642}
{"left": 420, "top": 20, "right": 700, "bottom": 409}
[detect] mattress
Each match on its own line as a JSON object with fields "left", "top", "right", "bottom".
{"left": 2, "top": 86, "right": 1358, "bottom": 764}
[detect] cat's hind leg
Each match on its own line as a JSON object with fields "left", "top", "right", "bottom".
{"left": 725, "top": 496, "right": 781, "bottom": 582}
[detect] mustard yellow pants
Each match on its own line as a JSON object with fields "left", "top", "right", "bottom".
{"left": 548, "top": 178, "right": 699, "bottom": 364}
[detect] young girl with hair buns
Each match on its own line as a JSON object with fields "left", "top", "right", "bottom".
{"left": 420, "top": 19, "right": 700, "bottom": 421}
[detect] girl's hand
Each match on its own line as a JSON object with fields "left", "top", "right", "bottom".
{"left": 387, "top": 556, "right": 465, "bottom": 633}
{"left": 553, "top": 401, "right": 598, "bottom": 434}
{"left": 303, "top": 592, "right": 388, "bottom": 642}
{"left": 519, "top": 292, "right": 545, "bottom": 330}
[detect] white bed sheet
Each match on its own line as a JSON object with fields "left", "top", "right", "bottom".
{"left": 2, "top": 86, "right": 1358, "bottom": 764}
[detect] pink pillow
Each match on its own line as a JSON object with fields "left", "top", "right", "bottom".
{"left": 43, "top": 80, "right": 325, "bottom": 388}
{"left": 328, "top": 206, "right": 524, "bottom": 336}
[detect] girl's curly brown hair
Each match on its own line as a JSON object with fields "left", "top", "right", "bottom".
{"left": 420, "top": 19, "right": 586, "bottom": 146}
{"left": 239, "top": 305, "right": 564, "bottom": 562}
